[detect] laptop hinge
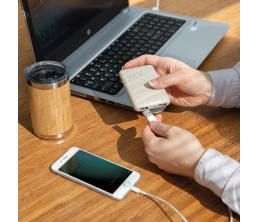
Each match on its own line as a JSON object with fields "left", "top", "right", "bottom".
{"left": 121, "top": 8, "right": 130, "bottom": 14}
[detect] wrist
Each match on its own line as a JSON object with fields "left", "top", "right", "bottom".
{"left": 189, "top": 148, "right": 206, "bottom": 178}
{"left": 201, "top": 71, "right": 213, "bottom": 105}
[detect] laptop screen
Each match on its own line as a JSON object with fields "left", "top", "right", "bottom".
{"left": 21, "top": 0, "right": 128, "bottom": 62}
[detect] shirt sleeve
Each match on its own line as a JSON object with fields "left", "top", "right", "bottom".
{"left": 194, "top": 149, "right": 240, "bottom": 214}
{"left": 207, "top": 62, "right": 240, "bottom": 108}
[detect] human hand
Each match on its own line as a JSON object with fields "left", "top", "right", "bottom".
{"left": 123, "top": 55, "right": 213, "bottom": 107}
{"left": 141, "top": 115, "right": 206, "bottom": 177}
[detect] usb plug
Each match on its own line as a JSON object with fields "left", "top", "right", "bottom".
{"left": 142, "top": 109, "right": 158, "bottom": 122}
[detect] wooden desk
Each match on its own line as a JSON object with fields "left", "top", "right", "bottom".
{"left": 19, "top": 0, "right": 240, "bottom": 221}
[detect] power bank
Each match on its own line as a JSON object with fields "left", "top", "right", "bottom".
{"left": 119, "top": 65, "right": 170, "bottom": 112}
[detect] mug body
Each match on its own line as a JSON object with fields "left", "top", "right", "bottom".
{"left": 24, "top": 61, "right": 73, "bottom": 139}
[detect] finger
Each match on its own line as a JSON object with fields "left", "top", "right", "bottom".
{"left": 149, "top": 71, "right": 185, "bottom": 89}
{"left": 123, "top": 55, "right": 163, "bottom": 69}
{"left": 142, "top": 123, "right": 157, "bottom": 144}
{"left": 141, "top": 114, "right": 162, "bottom": 142}
{"left": 149, "top": 121, "right": 172, "bottom": 138}
{"left": 154, "top": 114, "right": 162, "bottom": 123}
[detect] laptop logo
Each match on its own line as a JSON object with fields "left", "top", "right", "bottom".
{"left": 87, "top": 29, "right": 91, "bottom": 35}
{"left": 190, "top": 26, "right": 198, "bottom": 32}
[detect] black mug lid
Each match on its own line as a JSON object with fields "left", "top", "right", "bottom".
{"left": 24, "top": 61, "right": 69, "bottom": 90}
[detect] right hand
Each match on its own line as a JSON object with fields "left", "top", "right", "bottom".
{"left": 141, "top": 115, "right": 206, "bottom": 178}
{"left": 123, "top": 55, "right": 213, "bottom": 107}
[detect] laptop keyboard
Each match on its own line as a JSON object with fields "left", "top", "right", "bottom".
{"left": 70, "top": 13, "right": 186, "bottom": 95}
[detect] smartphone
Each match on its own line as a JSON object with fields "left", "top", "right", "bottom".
{"left": 50, "top": 147, "right": 140, "bottom": 200}
{"left": 119, "top": 65, "right": 170, "bottom": 112}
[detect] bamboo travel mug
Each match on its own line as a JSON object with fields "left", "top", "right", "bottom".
{"left": 24, "top": 61, "right": 73, "bottom": 139}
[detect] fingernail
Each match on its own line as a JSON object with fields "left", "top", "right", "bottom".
{"left": 157, "top": 114, "right": 162, "bottom": 119}
{"left": 149, "top": 78, "right": 159, "bottom": 86}
{"left": 149, "top": 121, "right": 159, "bottom": 127}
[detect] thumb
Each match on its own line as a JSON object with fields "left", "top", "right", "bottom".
{"left": 149, "top": 71, "right": 184, "bottom": 89}
{"left": 149, "top": 121, "right": 172, "bottom": 138}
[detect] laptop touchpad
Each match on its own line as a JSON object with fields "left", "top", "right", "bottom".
{"left": 160, "top": 52, "right": 196, "bottom": 67}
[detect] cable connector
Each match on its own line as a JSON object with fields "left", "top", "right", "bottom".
{"left": 130, "top": 186, "right": 141, "bottom": 193}
{"left": 131, "top": 186, "right": 146, "bottom": 195}
{"left": 142, "top": 109, "right": 158, "bottom": 122}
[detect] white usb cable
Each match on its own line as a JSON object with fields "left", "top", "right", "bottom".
{"left": 152, "top": 0, "right": 160, "bottom": 11}
{"left": 138, "top": 110, "right": 186, "bottom": 221}
{"left": 131, "top": 186, "right": 188, "bottom": 222}
{"left": 228, "top": 206, "right": 233, "bottom": 222}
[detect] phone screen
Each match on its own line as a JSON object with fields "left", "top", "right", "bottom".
{"left": 58, "top": 150, "right": 132, "bottom": 194}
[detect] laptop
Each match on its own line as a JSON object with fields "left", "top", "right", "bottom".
{"left": 20, "top": 0, "right": 229, "bottom": 113}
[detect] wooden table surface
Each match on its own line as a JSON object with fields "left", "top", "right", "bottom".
{"left": 18, "top": 0, "right": 240, "bottom": 221}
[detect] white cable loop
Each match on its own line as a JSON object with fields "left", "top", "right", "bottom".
{"left": 131, "top": 186, "right": 188, "bottom": 222}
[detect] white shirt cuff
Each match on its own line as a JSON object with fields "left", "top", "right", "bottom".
{"left": 194, "top": 149, "right": 239, "bottom": 197}
{"left": 207, "top": 64, "right": 240, "bottom": 108}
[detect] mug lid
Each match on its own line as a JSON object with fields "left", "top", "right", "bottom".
{"left": 24, "top": 61, "right": 69, "bottom": 90}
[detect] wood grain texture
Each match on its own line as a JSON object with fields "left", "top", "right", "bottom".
{"left": 18, "top": 0, "right": 240, "bottom": 221}
{"left": 27, "top": 82, "right": 73, "bottom": 139}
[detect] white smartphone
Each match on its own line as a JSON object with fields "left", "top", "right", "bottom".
{"left": 119, "top": 65, "right": 170, "bottom": 112}
{"left": 50, "top": 147, "right": 140, "bottom": 200}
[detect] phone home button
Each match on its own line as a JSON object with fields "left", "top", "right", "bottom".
{"left": 123, "top": 182, "right": 131, "bottom": 187}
